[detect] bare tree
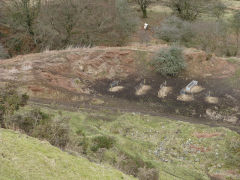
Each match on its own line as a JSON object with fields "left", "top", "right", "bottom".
{"left": 232, "top": 11, "right": 240, "bottom": 55}
{"left": 136, "top": 0, "right": 151, "bottom": 18}
{"left": 0, "top": 43, "right": 9, "bottom": 59}
{"left": 3, "top": 0, "right": 41, "bottom": 36}
{"left": 169, "top": 0, "right": 203, "bottom": 21}
{"left": 0, "top": 0, "right": 41, "bottom": 54}
{"left": 42, "top": 0, "right": 88, "bottom": 46}
{"left": 1, "top": 0, "right": 137, "bottom": 53}
{"left": 211, "top": 1, "right": 226, "bottom": 20}
{"left": 40, "top": 0, "right": 137, "bottom": 48}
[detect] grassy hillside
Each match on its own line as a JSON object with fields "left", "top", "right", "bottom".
{"left": 33, "top": 107, "right": 240, "bottom": 180}
{"left": 0, "top": 128, "right": 135, "bottom": 180}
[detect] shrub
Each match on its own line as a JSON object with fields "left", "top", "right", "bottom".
{"left": 0, "top": 84, "right": 28, "bottom": 128}
{"left": 0, "top": 43, "right": 9, "bottom": 59}
{"left": 91, "top": 135, "right": 115, "bottom": 152}
{"left": 137, "top": 167, "right": 159, "bottom": 180}
{"left": 151, "top": 46, "right": 186, "bottom": 76}
{"left": 155, "top": 16, "right": 194, "bottom": 45}
{"left": 169, "top": 0, "right": 203, "bottom": 21}
{"left": 155, "top": 17, "right": 236, "bottom": 56}
{"left": 191, "top": 20, "right": 230, "bottom": 55}
{"left": 231, "top": 11, "right": 240, "bottom": 55}
{"left": 7, "top": 109, "right": 70, "bottom": 149}
{"left": 211, "top": 1, "right": 226, "bottom": 19}
{"left": 115, "top": 0, "right": 138, "bottom": 41}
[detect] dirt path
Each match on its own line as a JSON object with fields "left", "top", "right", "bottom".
{"left": 29, "top": 96, "right": 240, "bottom": 134}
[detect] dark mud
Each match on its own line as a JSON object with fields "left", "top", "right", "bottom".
{"left": 29, "top": 96, "right": 240, "bottom": 134}
{"left": 93, "top": 75, "right": 240, "bottom": 124}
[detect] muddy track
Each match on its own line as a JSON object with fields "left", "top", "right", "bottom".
{"left": 2, "top": 72, "right": 239, "bottom": 133}
{"left": 29, "top": 97, "right": 240, "bottom": 134}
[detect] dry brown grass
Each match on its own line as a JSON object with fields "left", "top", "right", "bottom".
{"left": 194, "top": 132, "right": 222, "bottom": 138}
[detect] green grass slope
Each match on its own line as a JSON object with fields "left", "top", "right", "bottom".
{"left": 0, "top": 128, "right": 135, "bottom": 180}
{"left": 53, "top": 108, "right": 239, "bottom": 180}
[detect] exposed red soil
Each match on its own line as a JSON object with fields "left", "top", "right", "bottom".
{"left": 189, "top": 144, "right": 211, "bottom": 153}
{"left": 0, "top": 45, "right": 239, "bottom": 132}
{"left": 183, "top": 49, "right": 236, "bottom": 78}
{"left": 0, "top": 23, "right": 10, "bottom": 35}
{"left": 28, "top": 85, "right": 45, "bottom": 92}
{"left": 193, "top": 132, "right": 222, "bottom": 138}
{"left": 0, "top": 47, "right": 139, "bottom": 94}
{"left": 209, "top": 174, "right": 226, "bottom": 180}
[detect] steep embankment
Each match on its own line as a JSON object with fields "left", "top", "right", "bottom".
{"left": 0, "top": 46, "right": 240, "bottom": 179}
{"left": 0, "top": 45, "right": 240, "bottom": 132}
{"left": 0, "top": 46, "right": 239, "bottom": 130}
{"left": 33, "top": 106, "right": 240, "bottom": 180}
{"left": 0, "top": 45, "right": 236, "bottom": 103}
{"left": 0, "top": 128, "right": 135, "bottom": 180}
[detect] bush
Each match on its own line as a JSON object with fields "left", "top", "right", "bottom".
{"left": 169, "top": 0, "right": 203, "bottom": 21}
{"left": 137, "top": 167, "right": 159, "bottom": 180}
{"left": 231, "top": 11, "right": 240, "bottom": 55}
{"left": 155, "top": 17, "right": 237, "bottom": 56}
{"left": 211, "top": 1, "right": 226, "bottom": 19}
{"left": 7, "top": 109, "right": 70, "bottom": 149}
{"left": 0, "top": 43, "right": 9, "bottom": 59}
{"left": 91, "top": 135, "right": 115, "bottom": 152}
{"left": 191, "top": 20, "right": 229, "bottom": 54}
{"left": 0, "top": 84, "right": 28, "bottom": 128}
{"left": 151, "top": 47, "right": 186, "bottom": 76}
{"left": 155, "top": 16, "right": 194, "bottom": 45}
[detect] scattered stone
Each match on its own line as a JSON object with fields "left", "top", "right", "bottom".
{"left": 223, "top": 116, "right": 238, "bottom": 124}
{"left": 206, "top": 109, "right": 238, "bottom": 124}
{"left": 21, "top": 64, "right": 32, "bottom": 71}
{"left": 206, "top": 109, "right": 223, "bottom": 121}
{"left": 225, "top": 94, "right": 237, "bottom": 103}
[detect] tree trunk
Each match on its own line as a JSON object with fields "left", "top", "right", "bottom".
{"left": 237, "top": 32, "right": 239, "bottom": 55}
{"left": 142, "top": 7, "right": 147, "bottom": 18}
{"left": 0, "top": 114, "right": 5, "bottom": 128}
